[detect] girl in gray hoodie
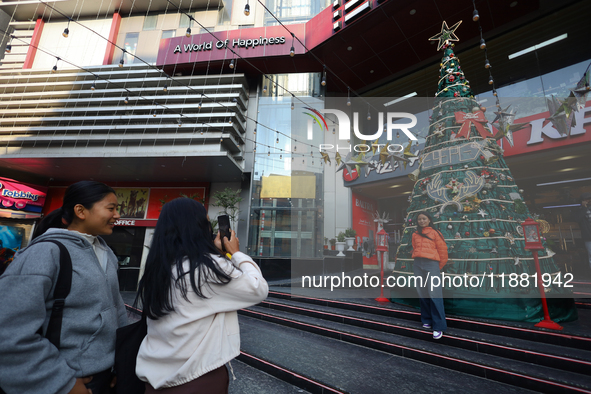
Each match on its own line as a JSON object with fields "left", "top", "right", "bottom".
{"left": 0, "top": 181, "right": 128, "bottom": 394}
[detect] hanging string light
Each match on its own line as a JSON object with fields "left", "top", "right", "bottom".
{"left": 124, "top": 95, "right": 129, "bottom": 104}
{"left": 51, "top": 57, "right": 59, "bottom": 73}
{"left": 186, "top": 27, "right": 191, "bottom": 37}
{"left": 321, "top": 66, "right": 326, "bottom": 86}
{"left": 244, "top": 0, "right": 250, "bottom": 16}
{"left": 291, "top": 94, "right": 295, "bottom": 110}
{"left": 472, "top": 0, "right": 479, "bottom": 21}
{"left": 119, "top": 50, "right": 125, "bottom": 67}
{"left": 367, "top": 104, "right": 371, "bottom": 121}
{"left": 91, "top": 78, "right": 96, "bottom": 90}
{"left": 473, "top": 8, "right": 502, "bottom": 109}
{"left": 5, "top": 35, "right": 13, "bottom": 53}
{"left": 347, "top": 88, "right": 351, "bottom": 106}
{"left": 229, "top": 58, "right": 235, "bottom": 69}
{"left": 63, "top": 18, "right": 70, "bottom": 37}
{"left": 290, "top": 33, "right": 295, "bottom": 57}
{"left": 163, "top": 78, "right": 168, "bottom": 92}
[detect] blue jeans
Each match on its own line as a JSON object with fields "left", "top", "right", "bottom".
{"left": 413, "top": 258, "right": 447, "bottom": 332}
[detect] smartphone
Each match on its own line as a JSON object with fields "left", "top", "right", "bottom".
{"left": 217, "top": 215, "right": 232, "bottom": 248}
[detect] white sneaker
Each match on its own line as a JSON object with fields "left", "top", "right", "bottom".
{"left": 433, "top": 331, "right": 443, "bottom": 340}
{"left": 422, "top": 324, "right": 432, "bottom": 329}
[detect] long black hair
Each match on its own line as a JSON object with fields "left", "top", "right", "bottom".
{"left": 33, "top": 181, "right": 116, "bottom": 239}
{"left": 415, "top": 211, "right": 445, "bottom": 241}
{"left": 136, "top": 197, "right": 232, "bottom": 319}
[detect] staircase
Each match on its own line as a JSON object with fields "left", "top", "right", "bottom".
{"left": 236, "top": 288, "right": 591, "bottom": 394}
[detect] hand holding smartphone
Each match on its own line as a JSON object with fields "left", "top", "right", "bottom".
{"left": 217, "top": 215, "right": 231, "bottom": 251}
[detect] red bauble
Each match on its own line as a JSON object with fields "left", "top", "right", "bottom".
{"left": 489, "top": 229, "right": 496, "bottom": 234}
{"left": 454, "top": 92, "right": 460, "bottom": 97}
{"left": 448, "top": 75, "right": 455, "bottom": 82}
{"left": 464, "top": 231, "right": 470, "bottom": 237}
{"left": 480, "top": 155, "right": 485, "bottom": 160}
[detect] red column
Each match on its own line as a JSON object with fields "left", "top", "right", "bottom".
{"left": 103, "top": 12, "right": 122, "bottom": 65}
{"left": 23, "top": 18, "right": 44, "bottom": 69}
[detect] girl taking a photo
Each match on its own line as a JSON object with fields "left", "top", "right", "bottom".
{"left": 135, "top": 197, "right": 268, "bottom": 393}
{"left": 0, "top": 181, "right": 128, "bottom": 394}
{"left": 411, "top": 211, "right": 448, "bottom": 340}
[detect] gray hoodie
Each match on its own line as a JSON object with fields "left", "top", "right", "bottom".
{"left": 0, "top": 230, "right": 128, "bottom": 394}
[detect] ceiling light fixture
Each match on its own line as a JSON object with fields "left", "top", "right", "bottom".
{"left": 383, "top": 92, "right": 417, "bottom": 107}
{"left": 508, "top": 34, "right": 568, "bottom": 59}
{"left": 536, "top": 177, "right": 591, "bottom": 186}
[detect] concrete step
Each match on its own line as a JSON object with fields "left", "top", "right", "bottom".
{"left": 229, "top": 359, "right": 311, "bottom": 394}
{"left": 239, "top": 314, "right": 537, "bottom": 394}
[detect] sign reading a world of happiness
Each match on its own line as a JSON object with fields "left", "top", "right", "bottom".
{"left": 173, "top": 36, "right": 286, "bottom": 54}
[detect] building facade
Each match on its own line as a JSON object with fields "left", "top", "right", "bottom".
{"left": 1, "top": 0, "right": 589, "bottom": 287}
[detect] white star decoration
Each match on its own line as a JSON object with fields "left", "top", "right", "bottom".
{"left": 477, "top": 209, "right": 488, "bottom": 218}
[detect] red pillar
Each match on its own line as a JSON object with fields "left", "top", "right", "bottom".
{"left": 103, "top": 12, "right": 122, "bottom": 65}
{"left": 23, "top": 18, "right": 44, "bottom": 69}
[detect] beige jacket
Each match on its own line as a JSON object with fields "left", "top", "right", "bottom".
{"left": 136, "top": 252, "right": 268, "bottom": 389}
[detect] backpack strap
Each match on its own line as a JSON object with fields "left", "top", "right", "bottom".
{"left": 35, "top": 240, "right": 72, "bottom": 349}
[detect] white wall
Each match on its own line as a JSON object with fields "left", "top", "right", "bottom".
{"left": 33, "top": 19, "right": 111, "bottom": 69}
{"left": 322, "top": 128, "right": 351, "bottom": 241}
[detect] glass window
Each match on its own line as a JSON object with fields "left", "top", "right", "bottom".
{"left": 179, "top": 13, "right": 192, "bottom": 28}
{"left": 264, "top": 0, "right": 331, "bottom": 26}
{"left": 218, "top": 0, "right": 233, "bottom": 25}
{"left": 248, "top": 73, "right": 325, "bottom": 258}
{"left": 143, "top": 15, "right": 158, "bottom": 30}
{"left": 123, "top": 32, "right": 139, "bottom": 64}
{"left": 162, "top": 30, "right": 176, "bottom": 39}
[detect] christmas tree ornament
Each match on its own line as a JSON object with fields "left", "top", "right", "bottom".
{"left": 483, "top": 231, "right": 490, "bottom": 237}
{"left": 455, "top": 232, "right": 462, "bottom": 239}
{"left": 454, "top": 110, "right": 491, "bottom": 139}
{"left": 516, "top": 226, "right": 524, "bottom": 236}
{"left": 479, "top": 227, "right": 484, "bottom": 231}
{"left": 546, "top": 95, "right": 577, "bottom": 137}
{"left": 477, "top": 209, "right": 488, "bottom": 218}
{"left": 492, "top": 105, "right": 526, "bottom": 147}
{"left": 465, "top": 231, "right": 470, "bottom": 237}
{"left": 514, "top": 257, "right": 521, "bottom": 266}
{"left": 489, "top": 228, "right": 496, "bottom": 235}
{"left": 447, "top": 224, "right": 453, "bottom": 230}
{"left": 429, "top": 20, "right": 463, "bottom": 51}
{"left": 569, "top": 72, "right": 591, "bottom": 110}
{"left": 491, "top": 247, "right": 498, "bottom": 254}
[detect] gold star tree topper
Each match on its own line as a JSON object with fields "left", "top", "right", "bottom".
{"left": 429, "top": 20, "right": 462, "bottom": 51}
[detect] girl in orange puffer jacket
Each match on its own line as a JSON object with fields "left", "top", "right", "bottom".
{"left": 411, "top": 211, "right": 448, "bottom": 339}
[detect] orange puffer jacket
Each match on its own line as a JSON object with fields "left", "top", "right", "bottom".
{"left": 411, "top": 227, "right": 448, "bottom": 269}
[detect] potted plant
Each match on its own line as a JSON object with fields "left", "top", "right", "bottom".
{"left": 324, "top": 237, "right": 329, "bottom": 250}
{"left": 212, "top": 188, "right": 242, "bottom": 230}
{"left": 329, "top": 238, "right": 336, "bottom": 250}
{"left": 336, "top": 232, "right": 346, "bottom": 256}
{"left": 344, "top": 228, "right": 356, "bottom": 251}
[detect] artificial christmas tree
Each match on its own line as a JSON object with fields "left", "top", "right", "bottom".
{"left": 390, "top": 21, "right": 578, "bottom": 322}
